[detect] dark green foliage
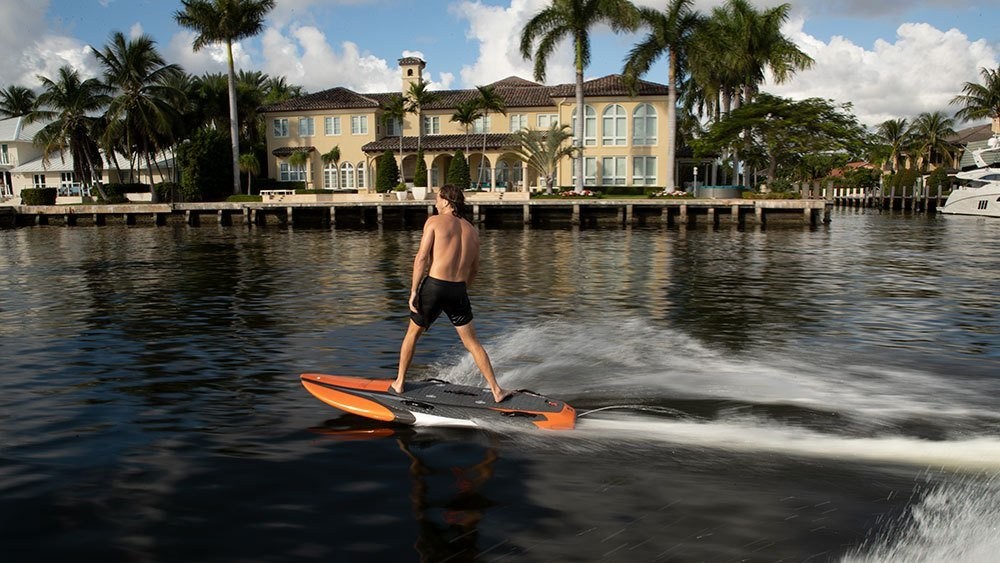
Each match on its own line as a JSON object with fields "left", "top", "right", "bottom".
{"left": 375, "top": 150, "right": 399, "bottom": 193}
{"left": 97, "top": 184, "right": 131, "bottom": 203}
{"left": 926, "top": 167, "right": 951, "bottom": 193}
{"left": 839, "top": 167, "right": 882, "bottom": 190}
{"left": 413, "top": 149, "right": 428, "bottom": 187}
{"left": 176, "top": 128, "right": 234, "bottom": 201}
{"left": 20, "top": 188, "right": 57, "bottom": 205}
{"left": 155, "top": 182, "right": 183, "bottom": 202}
{"left": 226, "top": 194, "right": 262, "bottom": 202}
{"left": 447, "top": 150, "right": 470, "bottom": 189}
{"left": 598, "top": 185, "right": 652, "bottom": 196}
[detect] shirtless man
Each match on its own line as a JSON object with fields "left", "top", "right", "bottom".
{"left": 391, "top": 184, "right": 512, "bottom": 403}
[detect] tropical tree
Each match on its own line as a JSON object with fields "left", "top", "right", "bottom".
{"left": 450, "top": 99, "right": 481, "bottom": 156}
{"left": 875, "top": 118, "right": 911, "bottom": 174}
{"left": 238, "top": 152, "right": 259, "bottom": 193}
{"left": 509, "top": 123, "right": 577, "bottom": 194}
{"left": 473, "top": 84, "right": 506, "bottom": 188}
{"left": 951, "top": 65, "right": 1000, "bottom": 125}
{"left": 28, "top": 66, "right": 113, "bottom": 199}
{"left": 94, "top": 31, "right": 184, "bottom": 201}
{"left": 623, "top": 0, "right": 702, "bottom": 192}
{"left": 406, "top": 79, "right": 439, "bottom": 153}
{"left": 520, "top": 0, "right": 640, "bottom": 193}
{"left": 375, "top": 149, "right": 400, "bottom": 192}
{"left": 380, "top": 94, "right": 408, "bottom": 173}
{"left": 287, "top": 149, "right": 310, "bottom": 186}
{"left": 0, "top": 85, "right": 37, "bottom": 118}
{"left": 909, "top": 111, "right": 957, "bottom": 172}
{"left": 321, "top": 145, "right": 340, "bottom": 189}
{"left": 174, "top": 0, "right": 276, "bottom": 195}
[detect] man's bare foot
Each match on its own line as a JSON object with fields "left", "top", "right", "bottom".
{"left": 492, "top": 388, "right": 513, "bottom": 403}
{"left": 390, "top": 381, "right": 404, "bottom": 394}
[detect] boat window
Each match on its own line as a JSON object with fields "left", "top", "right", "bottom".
{"left": 981, "top": 174, "right": 1000, "bottom": 181}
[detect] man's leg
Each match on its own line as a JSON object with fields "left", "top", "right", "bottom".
{"left": 393, "top": 320, "right": 425, "bottom": 393}
{"left": 454, "top": 322, "right": 511, "bottom": 403}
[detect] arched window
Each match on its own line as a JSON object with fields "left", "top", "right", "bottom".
{"left": 340, "top": 162, "right": 355, "bottom": 189}
{"left": 357, "top": 161, "right": 366, "bottom": 189}
{"left": 602, "top": 104, "right": 626, "bottom": 145}
{"left": 324, "top": 161, "right": 339, "bottom": 189}
{"left": 571, "top": 105, "right": 597, "bottom": 146}
{"left": 633, "top": 104, "right": 657, "bottom": 146}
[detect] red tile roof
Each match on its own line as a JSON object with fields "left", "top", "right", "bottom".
{"left": 362, "top": 134, "right": 516, "bottom": 154}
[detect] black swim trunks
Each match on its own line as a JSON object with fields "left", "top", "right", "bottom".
{"left": 411, "top": 276, "right": 474, "bottom": 328}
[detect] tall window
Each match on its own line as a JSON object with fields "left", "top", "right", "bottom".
{"left": 423, "top": 116, "right": 440, "bottom": 135}
{"left": 602, "top": 104, "right": 626, "bottom": 146}
{"left": 59, "top": 172, "right": 79, "bottom": 195}
{"left": 33, "top": 174, "right": 46, "bottom": 188}
{"left": 324, "top": 116, "right": 341, "bottom": 136}
{"left": 357, "top": 162, "right": 366, "bottom": 189}
{"left": 472, "top": 115, "right": 491, "bottom": 133}
{"left": 509, "top": 114, "right": 528, "bottom": 132}
{"left": 273, "top": 118, "right": 289, "bottom": 138}
{"left": 537, "top": 114, "right": 558, "bottom": 128}
{"left": 340, "top": 162, "right": 355, "bottom": 189}
{"left": 572, "top": 157, "right": 597, "bottom": 186}
{"left": 601, "top": 157, "right": 626, "bottom": 185}
{"left": 351, "top": 115, "right": 368, "bottom": 135}
{"left": 572, "top": 105, "right": 597, "bottom": 146}
{"left": 299, "top": 117, "right": 314, "bottom": 136}
{"left": 632, "top": 156, "right": 657, "bottom": 185}
{"left": 632, "top": 104, "right": 657, "bottom": 146}
{"left": 1, "top": 144, "right": 8, "bottom": 165}
{"left": 386, "top": 118, "right": 401, "bottom": 137}
{"left": 324, "top": 161, "right": 338, "bottom": 189}
{"left": 279, "top": 162, "right": 306, "bottom": 182}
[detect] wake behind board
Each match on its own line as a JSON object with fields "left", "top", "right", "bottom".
{"left": 300, "top": 374, "right": 576, "bottom": 430}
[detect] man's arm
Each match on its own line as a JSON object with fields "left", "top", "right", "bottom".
{"left": 409, "top": 218, "right": 436, "bottom": 312}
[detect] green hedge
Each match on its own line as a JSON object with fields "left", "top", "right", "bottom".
{"left": 742, "top": 191, "right": 802, "bottom": 199}
{"left": 21, "top": 188, "right": 57, "bottom": 205}
{"left": 226, "top": 194, "right": 262, "bottom": 202}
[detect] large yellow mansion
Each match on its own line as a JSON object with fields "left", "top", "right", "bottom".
{"left": 260, "top": 57, "right": 673, "bottom": 192}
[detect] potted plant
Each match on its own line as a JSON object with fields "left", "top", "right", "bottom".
{"left": 394, "top": 182, "right": 409, "bottom": 201}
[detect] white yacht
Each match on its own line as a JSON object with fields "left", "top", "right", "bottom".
{"left": 940, "top": 135, "right": 1000, "bottom": 218}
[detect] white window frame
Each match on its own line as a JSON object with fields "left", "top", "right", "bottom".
{"left": 572, "top": 157, "right": 597, "bottom": 186}
{"left": 324, "top": 116, "right": 341, "bottom": 136}
{"left": 0, "top": 144, "right": 8, "bottom": 165}
{"left": 602, "top": 104, "right": 627, "bottom": 146}
{"left": 510, "top": 114, "right": 528, "bottom": 132}
{"left": 473, "top": 115, "right": 491, "bottom": 134}
{"left": 279, "top": 162, "right": 306, "bottom": 182}
{"left": 632, "top": 156, "right": 657, "bottom": 186}
{"left": 632, "top": 104, "right": 657, "bottom": 146}
{"left": 299, "top": 117, "right": 315, "bottom": 137}
{"left": 324, "top": 161, "right": 339, "bottom": 189}
{"left": 537, "top": 114, "right": 558, "bottom": 129}
{"left": 340, "top": 162, "right": 355, "bottom": 189}
{"left": 423, "top": 115, "right": 440, "bottom": 135}
{"left": 273, "top": 118, "right": 289, "bottom": 138}
{"left": 572, "top": 105, "right": 597, "bottom": 146}
{"left": 33, "top": 174, "right": 46, "bottom": 188}
{"left": 351, "top": 115, "right": 368, "bottom": 135}
{"left": 357, "top": 162, "right": 366, "bottom": 189}
{"left": 601, "top": 156, "right": 627, "bottom": 185}
{"left": 386, "top": 118, "right": 401, "bottom": 137}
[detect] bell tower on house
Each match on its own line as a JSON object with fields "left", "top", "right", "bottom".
{"left": 399, "top": 57, "right": 426, "bottom": 94}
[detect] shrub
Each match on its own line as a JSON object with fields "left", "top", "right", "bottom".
{"left": 375, "top": 150, "right": 399, "bottom": 192}
{"left": 176, "top": 128, "right": 235, "bottom": 201}
{"left": 155, "top": 182, "right": 182, "bottom": 202}
{"left": 447, "top": 150, "right": 470, "bottom": 189}
{"left": 20, "top": 188, "right": 57, "bottom": 205}
{"left": 926, "top": 167, "right": 950, "bottom": 193}
{"left": 96, "top": 183, "right": 129, "bottom": 204}
{"left": 226, "top": 194, "right": 262, "bottom": 202}
{"left": 413, "top": 149, "right": 427, "bottom": 187}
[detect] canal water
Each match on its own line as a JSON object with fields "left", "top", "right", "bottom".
{"left": 1, "top": 209, "right": 999, "bottom": 562}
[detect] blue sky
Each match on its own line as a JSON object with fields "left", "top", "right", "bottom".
{"left": 3, "top": 0, "right": 998, "bottom": 127}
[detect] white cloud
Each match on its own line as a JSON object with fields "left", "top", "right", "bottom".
{"left": 129, "top": 22, "right": 144, "bottom": 39}
{"left": 165, "top": 30, "right": 254, "bottom": 76}
{"left": 766, "top": 17, "right": 999, "bottom": 127}
{"left": 0, "top": 0, "right": 100, "bottom": 86}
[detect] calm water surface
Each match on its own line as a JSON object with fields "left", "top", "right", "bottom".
{"left": 2, "top": 210, "right": 1000, "bottom": 562}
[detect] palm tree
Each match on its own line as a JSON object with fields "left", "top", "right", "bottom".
{"left": 451, "top": 99, "right": 481, "bottom": 156}
{"left": 473, "top": 85, "right": 507, "bottom": 189}
{"left": 380, "top": 94, "right": 408, "bottom": 178}
{"left": 238, "top": 152, "right": 259, "bottom": 193}
{"left": 93, "top": 31, "right": 184, "bottom": 202}
{"left": 28, "top": 66, "right": 112, "bottom": 199}
{"left": 910, "top": 111, "right": 957, "bottom": 172}
{"left": 406, "top": 79, "right": 439, "bottom": 154}
{"left": 175, "top": 0, "right": 276, "bottom": 195}
{"left": 623, "top": 0, "right": 702, "bottom": 192}
{"left": 0, "top": 85, "right": 37, "bottom": 118}
{"left": 876, "top": 118, "right": 911, "bottom": 174}
{"left": 321, "top": 145, "right": 340, "bottom": 189}
{"left": 520, "top": 0, "right": 640, "bottom": 193}
{"left": 952, "top": 65, "right": 1000, "bottom": 126}
{"left": 509, "top": 123, "right": 577, "bottom": 194}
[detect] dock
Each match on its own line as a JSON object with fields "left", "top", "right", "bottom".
{"left": 6, "top": 198, "right": 831, "bottom": 229}
{"left": 830, "top": 186, "right": 946, "bottom": 212}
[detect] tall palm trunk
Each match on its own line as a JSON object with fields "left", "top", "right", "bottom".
{"left": 574, "top": 57, "right": 585, "bottom": 193}
{"left": 665, "top": 50, "right": 678, "bottom": 191}
{"left": 226, "top": 40, "right": 241, "bottom": 194}
{"left": 479, "top": 111, "right": 489, "bottom": 189}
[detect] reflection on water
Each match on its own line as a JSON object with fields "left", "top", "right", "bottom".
{"left": 1, "top": 210, "right": 1000, "bottom": 561}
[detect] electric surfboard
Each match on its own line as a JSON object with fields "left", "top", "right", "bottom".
{"left": 300, "top": 374, "right": 576, "bottom": 430}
